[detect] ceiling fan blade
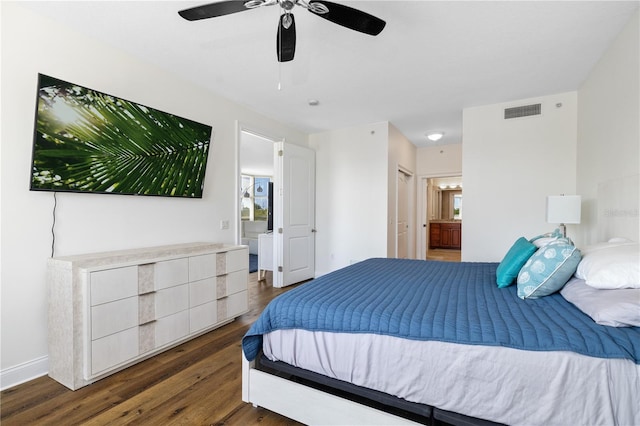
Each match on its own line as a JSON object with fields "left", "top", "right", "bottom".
{"left": 277, "top": 13, "right": 296, "bottom": 62}
{"left": 307, "top": 1, "right": 385, "bottom": 36}
{"left": 178, "top": 1, "right": 251, "bottom": 21}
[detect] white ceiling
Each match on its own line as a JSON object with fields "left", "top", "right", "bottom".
{"left": 22, "top": 1, "right": 639, "bottom": 147}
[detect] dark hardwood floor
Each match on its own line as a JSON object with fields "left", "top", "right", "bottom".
{"left": 1, "top": 272, "right": 304, "bottom": 426}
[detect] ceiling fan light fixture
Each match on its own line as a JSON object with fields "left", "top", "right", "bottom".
{"left": 307, "top": 2, "right": 329, "bottom": 14}
{"left": 427, "top": 132, "right": 444, "bottom": 142}
{"left": 282, "top": 12, "right": 293, "bottom": 29}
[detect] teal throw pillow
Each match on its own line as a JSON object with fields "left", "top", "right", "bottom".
{"left": 496, "top": 237, "right": 537, "bottom": 288}
{"left": 517, "top": 239, "right": 582, "bottom": 299}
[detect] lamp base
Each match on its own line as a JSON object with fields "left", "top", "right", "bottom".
{"left": 559, "top": 223, "right": 567, "bottom": 238}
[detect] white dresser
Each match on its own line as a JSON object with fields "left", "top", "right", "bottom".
{"left": 48, "top": 242, "right": 249, "bottom": 390}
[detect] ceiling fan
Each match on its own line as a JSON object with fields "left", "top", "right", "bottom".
{"left": 178, "top": 0, "right": 386, "bottom": 62}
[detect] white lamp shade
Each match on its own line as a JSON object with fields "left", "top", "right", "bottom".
{"left": 546, "top": 195, "right": 581, "bottom": 224}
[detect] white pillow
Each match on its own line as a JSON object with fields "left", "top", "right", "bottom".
{"left": 607, "top": 237, "right": 634, "bottom": 244}
{"left": 561, "top": 277, "right": 640, "bottom": 327}
{"left": 579, "top": 239, "right": 635, "bottom": 255}
{"left": 576, "top": 242, "right": 639, "bottom": 289}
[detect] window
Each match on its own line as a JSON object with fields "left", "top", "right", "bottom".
{"left": 241, "top": 175, "right": 270, "bottom": 221}
{"left": 453, "top": 194, "right": 462, "bottom": 220}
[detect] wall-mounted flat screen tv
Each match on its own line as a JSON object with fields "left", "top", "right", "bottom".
{"left": 30, "top": 74, "right": 213, "bottom": 198}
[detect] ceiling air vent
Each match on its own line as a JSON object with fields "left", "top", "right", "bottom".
{"left": 504, "top": 103, "right": 541, "bottom": 119}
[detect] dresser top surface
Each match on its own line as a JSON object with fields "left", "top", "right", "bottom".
{"left": 49, "top": 242, "right": 248, "bottom": 269}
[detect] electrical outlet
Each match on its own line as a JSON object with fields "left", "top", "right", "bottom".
{"left": 220, "top": 220, "right": 229, "bottom": 230}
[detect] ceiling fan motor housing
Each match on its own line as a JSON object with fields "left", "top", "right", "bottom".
{"left": 179, "top": 0, "right": 386, "bottom": 62}
{"left": 277, "top": 13, "right": 296, "bottom": 62}
{"left": 279, "top": 0, "right": 295, "bottom": 11}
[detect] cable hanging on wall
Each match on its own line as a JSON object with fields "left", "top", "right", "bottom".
{"left": 51, "top": 191, "right": 58, "bottom": 257}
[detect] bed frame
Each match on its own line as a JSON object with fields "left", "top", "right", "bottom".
{"left": 243, "top": 352, "right": 501, "bottom": 425}
{"left": 242, "top": 354, "right": 424, "bottom": 425}
{"left": 242, "top": 175, "right": 639, "bottom": 425}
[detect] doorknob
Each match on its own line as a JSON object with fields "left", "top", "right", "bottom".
{"left": 311, "top": 229, "right": 317, "bottom": 233}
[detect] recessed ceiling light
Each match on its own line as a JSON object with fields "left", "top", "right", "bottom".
{"left": 427, "top": 132, "right": 444, "bottom": 141}
{"left": 308, "top": 99, "right": 320, "bottom": 106}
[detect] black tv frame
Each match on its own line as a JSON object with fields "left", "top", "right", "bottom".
{"left": 30, "top": 74, "right": 213, "bottom": 198}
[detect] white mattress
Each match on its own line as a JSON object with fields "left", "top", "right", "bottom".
{"left": 263, "top": 329, "right": 640, "bottom": 426}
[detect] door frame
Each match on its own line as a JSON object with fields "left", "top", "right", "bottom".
{"left": 417, "top": 172, "right": 462, "bottom": 260}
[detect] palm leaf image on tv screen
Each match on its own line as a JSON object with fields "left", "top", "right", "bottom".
{"left": 30, "top": 74, "right": 213, "bottom": 198}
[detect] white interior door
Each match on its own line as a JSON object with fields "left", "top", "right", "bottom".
{"left": 397, "top": 170, "right": 409, "bottom": 258}
{"left": 273, "top": 142, "right": 315, "bottom": 287}
{"left": 419, "top": 177, "right": 428, "bottom": 260}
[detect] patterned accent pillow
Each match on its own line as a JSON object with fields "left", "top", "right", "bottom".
{"left": 529, "top": 228, "right": 565, "bottom": 248}
{"left": 517, "top": 239, "right": 582, "bottom": 299}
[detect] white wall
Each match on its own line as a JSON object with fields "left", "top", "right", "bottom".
{"left": 416, "top": 144, "right": 463, "bottom": 176}
{"left": 577, "top": 10, "right": 639, "bottom": 245}
{"left": 0, "top": 2, "right": 307, "bottom": 388}
{"left": 309, "top": 122, "right": 389, "bottom": 276}
{"left": 462, "top": 92, "right": 578, "bottom": 261}
{"left": 461, "top": 11, "right": 639, "bottom": 259}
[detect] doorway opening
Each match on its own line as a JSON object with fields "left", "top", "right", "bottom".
{"left": 238, "top": 128, "right": 277, "bottom": 279}
{"left": 422, "top": 176, "right": 462, "bottom": 262}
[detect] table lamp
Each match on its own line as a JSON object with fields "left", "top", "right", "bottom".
{"left": 546, "top": 195, "right": 581, "bottom": 238}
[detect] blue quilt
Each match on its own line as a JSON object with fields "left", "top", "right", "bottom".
{"left": 242, "top": 258, "right": 640, "bottom": 364}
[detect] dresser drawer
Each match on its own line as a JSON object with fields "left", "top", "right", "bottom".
{"left": 224, "top": 249, "right": 248, "bottom": 274}
{"left": 227, "top": 290, "right": 248, "bottom": 318}
{"left": 90, "top": 266, "right": 138, "bottom": 306}
{"left": 190, "top": 301, "right": 217, "bottom": 333}
{"left": 90, "top": 327, "right": 138, "bottom": 376}
{"left": 189, "top": 254, "right": 216, "bottom": 281}
{"left": 139, "top": 310, "right": 189, "bottom": 353}
{"left": 154, "top": 310, "right": 189, "bottom": 348}
{"left": 217, "top": 270, "right": 247, "bottom": 298}
{"left": 154, "top": 258, "right": 189, "bottom": 290}
{"left": 218, "top": 290, "right": 248, "bottom": 322}
{"left": 91, "top": 296, "right": 138, "bottom": 340}
{"left": 189, "top": 277, "right": 216, "bottom": 307}
{"left": 155, "top": 284, "right": 189, "bottom": 319}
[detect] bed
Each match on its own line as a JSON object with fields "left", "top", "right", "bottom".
{"left": 241, "top": 176, "right": 640, "bottom": 425}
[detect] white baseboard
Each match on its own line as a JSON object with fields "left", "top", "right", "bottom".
{"left": 1, "top": 356, "right": 48, "bottom": 391}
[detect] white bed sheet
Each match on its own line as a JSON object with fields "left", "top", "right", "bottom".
{"left": 263, "top": 329, "right": 640, "bottom": 426}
